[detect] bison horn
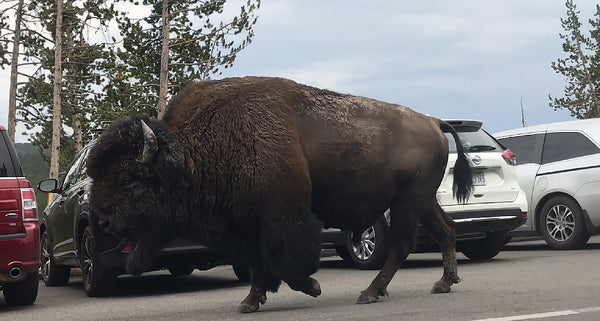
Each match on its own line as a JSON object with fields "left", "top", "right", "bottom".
{"left": 139, "top": 120, "right": 158, "bottom": 164}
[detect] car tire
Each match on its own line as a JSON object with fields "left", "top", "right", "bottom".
{"left": 345, "top": 217, "right": 389, "bottom": 270}
{"left": 459, "top": 231, "right": 507, "bottom": 260}
{"left": 81, "top": 226, "right": 117, "bottom": 297}
{"left": 539, "top": 196, "right": 590, "bottom": 250}
{"left": 168, "top": 265, "right": 195, "bottom": 276}
{"left": 232, "top": 262, "right": 250, "bottom": 283}
{"left": 40, "top": 231, "right": 71, "bottom": 286}
{"left": 2, "top": 271, "right": 39, "bottom": 306}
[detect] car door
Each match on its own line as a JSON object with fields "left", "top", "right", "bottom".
{"left": 496, "top": 131, "right": 545, "bottom": 232}
{"left": 536, "top": 130, "right": 600, "bottom": 226}
{"left": 46, "top": 148, "right": 90, "bottom": 259}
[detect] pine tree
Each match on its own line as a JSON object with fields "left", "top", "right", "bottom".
{"left": 107, "top": 0, "right": 261, "bottom": 119}
{"left": 550, "top": 0, "right": 600, "bottom": 119}
{"left": 17, "top": 0, "right": 116, "bottom": 175}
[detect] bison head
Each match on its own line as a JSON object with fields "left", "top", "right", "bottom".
{"left": 87, "top": 117, "right": 187, "bottom": 276}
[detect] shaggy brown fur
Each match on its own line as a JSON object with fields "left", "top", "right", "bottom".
{"left": 87, "top": 76, "right": 472, "bottom": 313}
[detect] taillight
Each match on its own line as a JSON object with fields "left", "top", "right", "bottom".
{"left": 21, "top": 188, "right": 38, "bottom": 221}
{"left": 502, "top": 148, "right": 516, "bottom": 166}
{"left": 122, "top": 241, "right": 131, "bottom": 253}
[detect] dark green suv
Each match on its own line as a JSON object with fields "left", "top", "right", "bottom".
{"left": 38, "top": 142, "right": 246, "bottom": 297}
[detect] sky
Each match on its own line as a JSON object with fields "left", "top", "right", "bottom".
{"left": 1, "top": 0, "right": 598, "bottom": 142}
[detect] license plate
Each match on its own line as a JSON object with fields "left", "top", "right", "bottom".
{"left": 473, "top": 172, "right": 485, "bottom": 186}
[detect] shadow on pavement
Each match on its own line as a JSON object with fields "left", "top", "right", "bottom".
{"left": 103, "top": 273, "right": 244, "bottom": 298}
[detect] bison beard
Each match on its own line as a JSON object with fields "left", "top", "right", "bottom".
{"left": 87, "top": 76, "right": 472, "bottom": 313}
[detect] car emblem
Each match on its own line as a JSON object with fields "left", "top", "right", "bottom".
{"left": 471, "top": 155, "right": 481, "bottom": 165}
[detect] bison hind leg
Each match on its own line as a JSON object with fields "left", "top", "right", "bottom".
{"left": 419, "top": 202, "right": 461, "bottom": 294}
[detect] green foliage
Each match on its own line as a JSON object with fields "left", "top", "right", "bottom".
{"left": 14, "top": 143, "right": 50, "bottom": 209}
{"left": 16, "top": 0, "right": 116, "bottom": 151}
{"left": 550, "top": 0, "right": 600, "bottom": 119}
{"left": 101, "top": 0, "right": 261, "bottom": 119}
{"left": 2, "top": 0, "right": 261, "bottom": 173}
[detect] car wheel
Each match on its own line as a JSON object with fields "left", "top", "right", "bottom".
{"left": 2, "top": 271, "right": 39, "bottom": 306}
{"left": 345, "top": 217, "right": 389, "bottom": 270}
{"left": 81, "top": 226, "right": 117, "bottom": 297}
{"left": 232, "top": 262, "right": 250, "bottom": 283}
{"left": 168, "top": 265, "right": 195, "bottom": 276}
{"left": 539, "top": 196, "right": 590, "bottom": 250}
{"left": 40, "top": 231, "right": 71, "bottom": 286}
{"left": 459, "top": 231, "right": 507, "bottom": 260}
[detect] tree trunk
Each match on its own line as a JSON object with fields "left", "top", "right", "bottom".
{"left": 73, "top": 113, "right": 82, "bottom": 152}
{"left": 157, "top": 0, "right": 169, "bottom": 120}
{"left": 7, "top": 0, "right": 24, "bottom": 143}
{"left": 63, "top": 0, "right": 82, "bottom": 153}
{"left": 50, "top": 0, "right": 64, "bottom": 180}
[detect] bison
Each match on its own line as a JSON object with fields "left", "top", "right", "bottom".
{"left": 87, "top": 76, "right": 472, "bottom": 313}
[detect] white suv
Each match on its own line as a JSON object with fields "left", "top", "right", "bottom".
{"left": 495, "top": 118, "right": 600, "bottom": 250}
{"left": 323, "top": 120, "right": 528, "bottom": 268}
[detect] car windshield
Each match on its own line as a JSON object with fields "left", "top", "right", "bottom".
{"left": 445, "top": 127, "right": 503, "bottom": 153}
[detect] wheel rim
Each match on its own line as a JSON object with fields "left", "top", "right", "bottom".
{"left": 545, "top": 204, "right": 575, "bottom": 242}
{"left": 352, "top": 226, "right": 376, "bottom": 261}
{"left": 41, "top": 235, "right": 51, "bottom": 281}
{"left": 82, "top": 233, "right": 94, "bottom": 288}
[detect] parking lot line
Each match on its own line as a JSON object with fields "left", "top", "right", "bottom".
{"left": 473, "top": 306, "right": 600, "bottom": 321}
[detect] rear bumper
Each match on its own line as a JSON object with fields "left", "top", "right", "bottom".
{"left": 97, "top": 238, "right": 228, "bottom": 272}
{"left": 451, "top": 208, "right": 526, "bottom": 235}
{"left": 415, "top": 208, "right": 526, "bottom": 250}
{"left": 0, "top": 222, "right": 41, "bottom": 284}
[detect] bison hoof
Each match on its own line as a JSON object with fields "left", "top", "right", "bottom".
{"left": 305, "top": 278, "right": 322, "bottom": 297}
{"left": 431, "top": 282, "right": 451, "bottom": 293}
{"left": 356, "top": 289, "right": 387, "bottom": 304}
{"left": 237, "top": 303, "right": 260, "bottom": 314}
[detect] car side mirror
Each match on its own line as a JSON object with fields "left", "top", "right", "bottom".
{"left": 38, "top": 178, "right": 60, "bottom": 193}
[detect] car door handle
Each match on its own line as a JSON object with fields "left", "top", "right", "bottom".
{"left": 5, "top": 213, "right": 18, "bottom": 219}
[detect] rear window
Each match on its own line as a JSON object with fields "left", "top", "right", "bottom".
{"left": 0, "top": 131, "right": 21, "bottom": 177}
{"left": 445, "top": 127, "right": 503, "bottom": 153}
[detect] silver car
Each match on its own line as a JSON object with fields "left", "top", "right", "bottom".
{"left": 495, "top": 118, "right": 600, "bottom": 250}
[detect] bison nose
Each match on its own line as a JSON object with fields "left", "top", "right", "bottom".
{"left": 99, "top": 217, "right": 111, "bottom": 232}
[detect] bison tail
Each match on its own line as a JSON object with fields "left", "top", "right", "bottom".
{"left": 440, "top": 121, "right": 473, "bottom": 204}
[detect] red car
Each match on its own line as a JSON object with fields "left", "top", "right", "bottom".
{"left": 0, "top": 125, "right": 40, "bottom": 306}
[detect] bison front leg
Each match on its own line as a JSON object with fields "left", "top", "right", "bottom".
{"left": 238, "top": 267, "right": 269, "bottom": 313}
{"left": 357, "top": 249, "right": 403, "bottom": 304}
{"left": 237, "top": 267, "right": 285, "bottom": 313}
{"left": 287, "top": 276, "right": 321, "bottom": 297}
{"left": 238, "top": 284, "right": 267, "bottom": 314}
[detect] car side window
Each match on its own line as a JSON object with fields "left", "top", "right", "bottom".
{"left": 542, "top": 132, "right": 600, "bottom": 164}
{"left": 75, "top": 148, "right": 91, "bottom": 183}
{"left": 497, "top": 134, "right": 544, "bottom": 165}
{"left": 61, "top": 148, "right": 90, "bottom": 191}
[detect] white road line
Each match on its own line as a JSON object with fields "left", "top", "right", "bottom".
{"left": 473, "top": 306, "right": 600, "bottom": 321}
